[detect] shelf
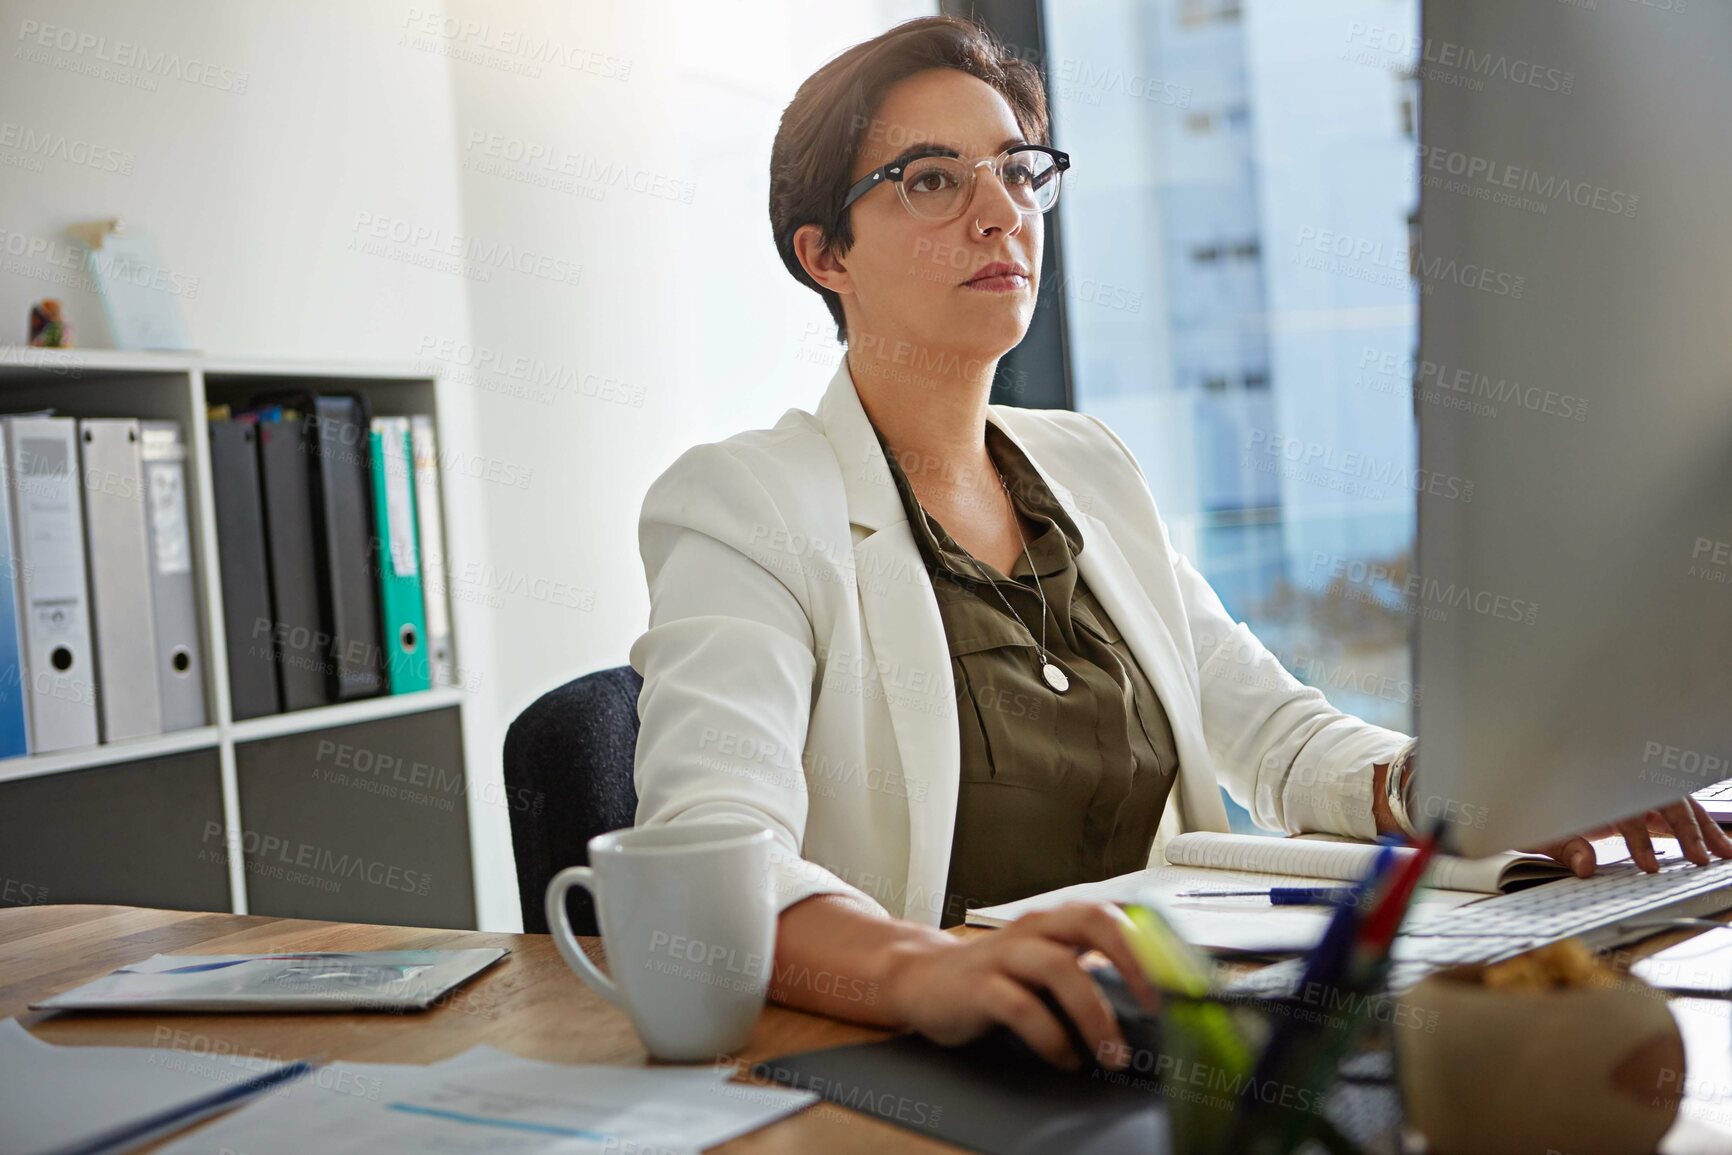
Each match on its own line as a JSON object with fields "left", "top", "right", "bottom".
{"left": 0, "top": 688, "right": 462, "bottom": 782}
{"left": 227, "top": 687, "right": 465, "bottom": 744}
{"left": 0, "top": 351, "right": 479, "bottom": 925}
{"left": 0, "top": 346, "right": 436, "bottom": 382}
{"left": 0, "top": 726, "right": 221, "bottom": 786}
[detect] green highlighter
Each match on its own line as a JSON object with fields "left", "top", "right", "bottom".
{"left": 1122, "top": 899, "right": 1253, "bottom": 1155}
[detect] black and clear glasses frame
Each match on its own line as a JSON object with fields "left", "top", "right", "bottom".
{"left": 838, "top": 144, "right": 1071, "bottom": 225}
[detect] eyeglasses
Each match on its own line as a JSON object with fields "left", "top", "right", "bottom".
{"left": 839, "top": 144, "right": 1071, "bottom": 225}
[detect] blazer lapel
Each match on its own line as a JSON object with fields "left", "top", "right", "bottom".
{"left": 817, "top": 361, "right": 962, "bottom": 916}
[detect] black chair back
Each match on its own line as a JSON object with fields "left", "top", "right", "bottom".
{"left": 503, "top": 664, "right": 643, "bottom": 935}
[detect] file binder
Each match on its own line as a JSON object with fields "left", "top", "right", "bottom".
{"left": 370, "top": 417, "right": 430, "bottom": 694}
{"left": 409, "top": 415, "right": 454, "bottom": 688}
{"left": 78, "top": 419, "right": 164, "bottom": 741}
{"left": 4, "top": 416, "right": 99, "bottom": 752}
{"left": 0, "top": 436, "right": 30, "bottom": 758}
{"left": 208, "top": 420, "right": 279, "bottom": 721}
{"left": 255, "top": 415, "right": 328, "bottom": 712}
{"left": 140, "top": 422, "right": 207, "bottom": 731}
{"left": 252, "top": 392, "right": 384, "bottom": 702}
{"left": 310, "top": 395, "right": 385, "bottom": 700}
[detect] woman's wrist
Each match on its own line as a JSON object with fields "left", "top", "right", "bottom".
{"left": 771, "top": 894, "right": 955, "bottom": 1028}
{"left": 871, "top": 929, "right": 963, "bottom": 1026}
{"left": 1373, "top": 740, "right": 1420, "bottom": 838}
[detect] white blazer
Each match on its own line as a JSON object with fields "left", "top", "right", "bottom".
{"left": 630, "top": 358, "right": 1412, "bottom": 926}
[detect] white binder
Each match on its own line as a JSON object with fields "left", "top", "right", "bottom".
{"left": 4, "top": 417, "right": 99, "bottom": 751}
{"left": 409, "top": 416, "right": 454, "bottom": 688}
{"left": 140, "top": 421, "right": 207, "bottom": 731}
{"left": 78, "top": 419, "right": 164, "bottom": 741}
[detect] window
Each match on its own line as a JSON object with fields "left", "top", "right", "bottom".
{"left": 1045, "top": 0, "right": 1420, "bottom": 829}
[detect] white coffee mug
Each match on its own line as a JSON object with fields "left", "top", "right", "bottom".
{"left": 545, "top": 820, "right": 776, "bottom": 1061}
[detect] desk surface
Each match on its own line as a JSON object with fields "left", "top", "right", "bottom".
{"left": 6, "top": 904, "right": 1732, "bottom": 1153}
{"left": 0, "top": 904, "right": 951, "bottom": 1153}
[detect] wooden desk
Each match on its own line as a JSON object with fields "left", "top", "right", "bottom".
{"left": 5, "top": 904, "right": 1732, "bottom": 1153}
{"left": 0, "top": 904, "right": 954, "bottom": 1153}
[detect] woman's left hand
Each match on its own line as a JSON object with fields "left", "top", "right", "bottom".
{"left": 1526, "top": 796, "right": 1732, "bottom": 878}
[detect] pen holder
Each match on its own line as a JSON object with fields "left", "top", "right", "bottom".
{"left": 1158, "top": 985, "right": 1388, "bottom": 1155}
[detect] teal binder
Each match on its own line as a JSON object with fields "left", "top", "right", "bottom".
{"left": 0, "top": 434, "right": 28, "bottom": 756}
{"left": 369, "top": 418, "right": 431, "bottom": 694}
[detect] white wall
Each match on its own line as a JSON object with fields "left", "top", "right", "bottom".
{"left": 0, "top": 0, "right": 929, "bottom": 929}
{"left": 0, "top": 0, "right": 474, "bottom": 355}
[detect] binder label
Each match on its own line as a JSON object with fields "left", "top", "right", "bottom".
{"left": 383, "top": 427, "right": 417, "bottom": 578}
{"left": 146, "top": 461, "right": 191, "bottom": 574}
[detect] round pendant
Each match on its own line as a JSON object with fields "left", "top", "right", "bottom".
{"left": 1042, "top": 662, "right": 1069, "bottom": 693}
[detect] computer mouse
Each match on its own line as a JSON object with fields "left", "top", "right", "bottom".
{"left": 964, "top": 961, "right": 1163, "bottom": 1079}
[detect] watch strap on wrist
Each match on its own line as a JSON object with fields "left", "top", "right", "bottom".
{"left": 1384, "top": 738, "right": 1420, "bottom": 838}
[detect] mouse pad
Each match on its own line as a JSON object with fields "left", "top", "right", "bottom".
{"left": 752, "top": 1030, "right": 1171, "bottom": 1155}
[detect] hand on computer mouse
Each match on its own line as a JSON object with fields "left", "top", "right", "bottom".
{"left": 1525, "top": 796, "right": 1732, "bottom": 877}
{"left": 878, "top": 901, "right": 1161, "bottom": 1072}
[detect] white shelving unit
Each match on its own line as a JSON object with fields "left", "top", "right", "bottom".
{"left": 0, "top": 347, "right": 478, "bottom": 925}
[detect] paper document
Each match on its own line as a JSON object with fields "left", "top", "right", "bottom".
{"left": 0, "top": 1017, "right": 300, "bottom": 1155}
{"left": 1632, "top": 925, "right": 1732, "bottom": 996}
{"left": 157, "top": 1045, "right": 817, "bottom": 1155}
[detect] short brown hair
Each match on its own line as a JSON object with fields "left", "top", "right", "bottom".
{"left": 769, "top": 15, "right": 1050, "bottom": 344}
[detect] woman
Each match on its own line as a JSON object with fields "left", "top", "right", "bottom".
{"left": 629, "top": 16, "right": 1732, "bottom": 1072}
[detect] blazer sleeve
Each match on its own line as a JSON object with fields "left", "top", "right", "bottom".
{"left": 1083, "top": 415, "right": 1414, "bottom": 842}
{"left": 629, "top": 442, "right": 891, "bottom": 918}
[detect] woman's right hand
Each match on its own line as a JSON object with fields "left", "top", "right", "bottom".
{"left": 877, "top": 901, "right": 1161, "bottom": 1071}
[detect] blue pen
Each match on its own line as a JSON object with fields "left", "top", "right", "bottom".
{"left": 62, "top": 1058, "right": 316, "bottom": 1155}
{"left": 1174, "top": 886, "right": 1358, "bottom": 906}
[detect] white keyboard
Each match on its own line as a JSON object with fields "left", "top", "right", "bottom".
{"left": 1694, "top": 779, "right": 1732, "bottom": 802}
{"left": 1225, "top": 855, "right": 1732, "bottom": 997}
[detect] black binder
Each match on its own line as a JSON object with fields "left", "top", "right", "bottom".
{"left": 208, "top": 421, "right": 280, "bottom": 721}
{"left": 250, "top": 391, "right": 384, "bottom": 703}
{"left": 256, "top": 416, "right": 331, "bottom": 712}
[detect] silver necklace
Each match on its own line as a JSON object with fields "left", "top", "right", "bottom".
{"left": 960, "top": 466, "right": 1070, "bottom": 694}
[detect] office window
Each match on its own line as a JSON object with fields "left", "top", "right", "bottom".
{"left": 1047, "top": 0, "right": 1419, "bottom": 827}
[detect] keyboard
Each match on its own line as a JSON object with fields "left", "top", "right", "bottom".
{"left": 1693, "top": 777, "right": 1732, "bottom": 824}
{"left": 1224, "top": 854, "right": 1732, "bottom": 998}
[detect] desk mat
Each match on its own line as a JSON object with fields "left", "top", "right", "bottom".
{"left": 753, "top": 1029, "right": 1170, "bottom": 1155}
{"left": 753, "top": 1031, "right": 1403, "bottom": 1155}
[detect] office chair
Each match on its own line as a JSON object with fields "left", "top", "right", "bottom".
{"left": 503, "top": 664, "right": 643, "bottom": 935}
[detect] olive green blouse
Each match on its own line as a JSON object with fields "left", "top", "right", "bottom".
{"left": 872, "top": 420, "right": 1180, "bottom": 928}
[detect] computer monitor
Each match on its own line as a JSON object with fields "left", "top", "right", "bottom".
{"left": 1414, "top": 0, "right": 1732, "bottom": 856}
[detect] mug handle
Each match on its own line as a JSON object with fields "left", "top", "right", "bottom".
{"left": 545, "top": 866, "right": 622, "bottom": 1007}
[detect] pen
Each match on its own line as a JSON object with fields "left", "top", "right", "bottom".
{"left": 1174, "top": 886, "right": 1358, "bottom": 905}
{"left": 64, "top": 1058, "right": 317, "bottom": 1155}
